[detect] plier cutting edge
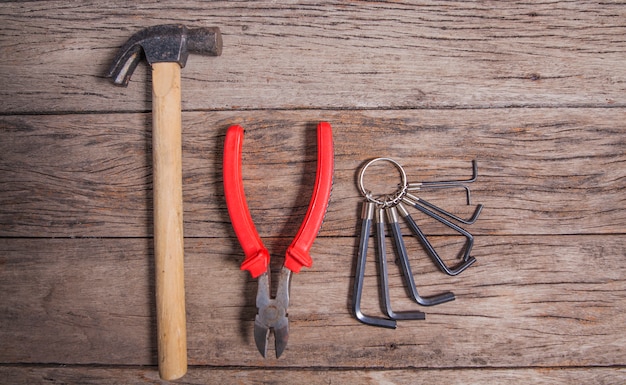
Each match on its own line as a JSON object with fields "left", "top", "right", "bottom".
{"left": 223, "top": 122, "right": 334, "bottom": 358}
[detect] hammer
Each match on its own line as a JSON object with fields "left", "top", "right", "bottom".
{"left": 106, "top": 24, "right": 222, "bottom": 381}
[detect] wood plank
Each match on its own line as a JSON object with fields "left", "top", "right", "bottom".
{"left": 1, "top": 109, "right": 624, "bottom": 237}
{"left": 1, "top": 365, "right": 625, "bottom": 385}
{"left": 1, "top": 1, "right": 624, "bottom": 382}
{"left": 1, "top": 236, "right": 624, "bottom": 368}
{"left": 1, "top": 1, "right": 625, "bottom": 113}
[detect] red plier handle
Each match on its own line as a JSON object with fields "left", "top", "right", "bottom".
{"left": 223, "top": 122, "right": 334, "bottom": 278}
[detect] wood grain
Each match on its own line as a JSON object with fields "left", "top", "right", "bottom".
{"left": 1, "top": 109, "right": 624, "bottom": 237}
{"left": 0, "top": 1, "right": 625, "bottom": 113}
{"left": 1, "top": 1, "right": 625, "bottom": 383}
{"left": 151, "top": 62, "right": 187, "bottom": 381}
{"left": 1, "top": 236, "right": 624, "bottom": 368}
{"left": 1, "top": 366, "right": 625, "bottom": 385}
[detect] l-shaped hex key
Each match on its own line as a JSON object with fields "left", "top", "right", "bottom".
{"left": 375, "top": 207, "right": 426, "bottom": 320}
{"left": 398, "top": 200, "right": 476, "bottom": 276}
{"left": 386, "top": 206, "right": 456, "bottom": 306}
{"left": 352, "top": 202, "right": 397, "bottom": 329}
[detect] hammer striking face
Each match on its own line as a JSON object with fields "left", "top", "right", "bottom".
{"left": 107, "top": 24, "right": 222, "bottom": 86}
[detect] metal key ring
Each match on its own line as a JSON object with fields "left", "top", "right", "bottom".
{"left": 358, "top": 157, "right": 408, "bottom": 208}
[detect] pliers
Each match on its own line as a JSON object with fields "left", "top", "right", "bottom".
{"left": 223, "top": 122, "right": 334, "bottom": 358}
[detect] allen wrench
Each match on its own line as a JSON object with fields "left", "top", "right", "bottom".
{"left": 352, "top": 201, "right": 397, "bottom": 328}
{"left": 407, "top": 160, "right": 483, "bottom": 224}
{"left": 386, "top": 206, "right": 456, "bottom": 305}
{"left": 400, "top": 160, "right": 482, "bottom": 275}
{"left": 375, "top": 206, "right": 426, "bottom": 320}
{"left": 353, "top": 158, "right": 455, "bottom": 326}
{"left": 398, "top": 200, "right": 476, "bottom": 276}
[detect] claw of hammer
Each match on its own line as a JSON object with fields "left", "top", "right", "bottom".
{"left": 107, "top": 24, "right": 222, "bottom": 86}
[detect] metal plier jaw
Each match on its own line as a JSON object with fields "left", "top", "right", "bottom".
{"left": 254, "top": 268, "right": 291, "bottom": 357}
{"left": 223, "top": 122, "right": 334, "bottom": 358}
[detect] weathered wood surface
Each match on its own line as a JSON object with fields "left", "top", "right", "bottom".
{"left": 1, "top": 109, "right": 624, "bottom": 238}
{"left": 1, "top": 366, "right": 625, "bottom": 385}
{"left": 1, "top": 236, "right": 624, "bottom": 367}
{"left": 1, "top": 0, "right": 625, "bottom": 383}
{"left": 0, "top": 1, "right": 625, "bottom": 113}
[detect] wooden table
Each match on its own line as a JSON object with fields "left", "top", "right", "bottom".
{"left": 1, "top": 2, "right": 625, "bottom": 383}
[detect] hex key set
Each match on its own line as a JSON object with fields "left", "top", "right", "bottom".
{"left": 352, "top": 158, "right": 483, "bottom": 328}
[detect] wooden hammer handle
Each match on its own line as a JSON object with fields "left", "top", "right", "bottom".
{"left": 151, "top": 62, "right": 187, "bottom": 381}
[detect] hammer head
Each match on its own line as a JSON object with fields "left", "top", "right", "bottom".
{"left": 107, "top": 24, "right": 222, "bottom": 86}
